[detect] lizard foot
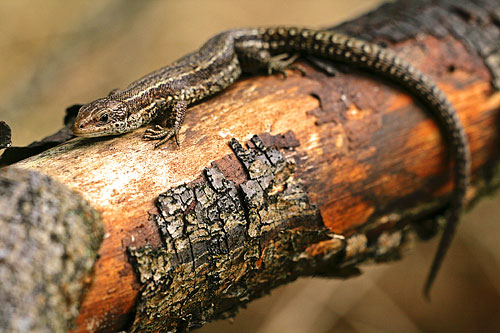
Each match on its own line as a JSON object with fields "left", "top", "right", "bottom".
{"left": 267, "top": 53, "right": 306, "bottom": 78}
{"left": 143, "top": 125, "right": 179, "bottom": 148}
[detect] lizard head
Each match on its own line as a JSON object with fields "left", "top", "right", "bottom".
{"left": 72, "top": 97, "right": 131, "bottom": 137}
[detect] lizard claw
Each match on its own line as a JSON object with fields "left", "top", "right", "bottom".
{"left": 267, "top": 53, "right": 303, "bottom": 78}
{"left": 143, "top": 125, "right": 179, "bottom": 148}
{"left": 288, "top": 64, "right": 307, "bottom": 76}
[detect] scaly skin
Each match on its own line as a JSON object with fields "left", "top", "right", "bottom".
{"left": 72, "top": 27, "right": 470, "bottom": 297}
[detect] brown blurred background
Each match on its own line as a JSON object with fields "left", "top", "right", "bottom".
{"left": 1, "top": 1, "right": 499, "bottom": 332}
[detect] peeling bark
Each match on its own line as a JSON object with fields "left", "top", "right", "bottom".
{"left": 129, "top": 135, "right": 326, "bottom": 330}
{"left": 128, "top": 134, "right": 422, "bottom": 331}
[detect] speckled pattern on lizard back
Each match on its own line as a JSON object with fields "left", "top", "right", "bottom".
{"left": 72, "top": 27, "right": 470, "bottom": 297}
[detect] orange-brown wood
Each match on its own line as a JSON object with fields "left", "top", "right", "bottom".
{"left": 13, "top": 32, "right": 500, "bottom": 331}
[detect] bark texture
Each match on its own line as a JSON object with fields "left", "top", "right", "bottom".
{"left": 0, "top": 167, "right": 103, "bottom": 331}
{"left": 2, "top": 0, "right": 500, "bottom": 331}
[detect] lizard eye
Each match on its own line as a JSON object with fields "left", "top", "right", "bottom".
{"left": 98, "top": 113, "right": 109, "bottom": 123}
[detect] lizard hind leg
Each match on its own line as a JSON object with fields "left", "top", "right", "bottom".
{"left": 143, "top": 100, "right": 187, "bottom": 148}
{"left": 237, "top": 47, "right": 305, "bottom": 78}
{"left": 266, "top": 53, "right": 306, "bottom": 78}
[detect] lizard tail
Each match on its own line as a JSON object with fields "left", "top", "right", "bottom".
{"left": 263, "top": 27, "right": 471, "bottom": 296}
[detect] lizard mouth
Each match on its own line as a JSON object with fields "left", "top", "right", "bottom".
{"left": 72, "top": 119, "right": 130, "bottom": 137}
{"left": 72, "top": 122, "right": 106, "bottom": 137}
{"left": 72, "top": 122, "right": 85, "bottom": 136}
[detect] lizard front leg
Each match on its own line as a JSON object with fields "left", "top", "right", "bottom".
{"left": 143, "top": 100, "right": 187, "bottom": 148}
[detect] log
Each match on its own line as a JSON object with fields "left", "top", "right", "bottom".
{"left": 2, "top": 0, "right": 500, "bottom": 331}
{"left": 0, "top": 167, "right": 103, "bottom": 331}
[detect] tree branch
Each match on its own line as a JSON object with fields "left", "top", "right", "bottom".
{"left": 2, "top": 0, "right": 500, "bottom": 331}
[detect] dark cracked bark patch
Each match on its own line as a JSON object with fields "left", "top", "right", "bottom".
{"left": 128, "top": 134, "right": 328, "bottom": 331}
{"left": 127, "top": 134, "right": 417, "bottom": 331}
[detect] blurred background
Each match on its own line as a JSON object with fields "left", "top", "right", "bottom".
{"left": 1, "top": 0, "right": 499, "bottom": 332}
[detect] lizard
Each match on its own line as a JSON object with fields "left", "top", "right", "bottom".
{"left": 72, "top": 27, "right": 470, "bottom": 297}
